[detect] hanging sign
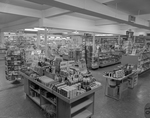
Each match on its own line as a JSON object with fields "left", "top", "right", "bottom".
{"left": 128, "top": 15, "right": 136, "bottom": 22}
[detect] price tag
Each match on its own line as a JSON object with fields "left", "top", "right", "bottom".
{"left": 145, "top": 103, "right": 150, "bottom": 118}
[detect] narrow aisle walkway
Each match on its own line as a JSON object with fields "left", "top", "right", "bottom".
{"left": 0, "top": 64, "right": 149, "bottom": 118}
{"left": 91, "top": 65, "right": 150, "bottom": 118}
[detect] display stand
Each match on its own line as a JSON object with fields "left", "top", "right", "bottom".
{"left": 103, "top": 71, "right": 138, "bottom": 100}
{"left": 121, "top": 53, "right": 150, "bottom": 75}
{"left": 5, "top": 49, "right": 25, "bottom": 81}
{"left": 20, "top": 71, "right": 101, "bottom": 118}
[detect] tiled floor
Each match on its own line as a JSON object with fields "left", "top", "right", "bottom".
{"left": 0, "top": 63, "right": 149, "bottom": 118}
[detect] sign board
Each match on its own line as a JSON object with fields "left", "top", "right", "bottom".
{"left": 60, "top": 61, "right": 68, "bottom": 70}
{"left": 128, "top": 15, "right": 136, "bottom": 22}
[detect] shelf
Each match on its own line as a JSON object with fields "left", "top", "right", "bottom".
{"left": 72, "top": 110, "right": 92, "bottom": 118}
{"left": 71, "top": 99, "right": 93, "bottom": 114}
{"left": 42, "top": 95, "right": 56, "bottom": 106}
{"left": 99, "top": 61, "right": 120, "bottom": 67}
{"left": 41, "top": 105, "right": 56, "bottom": 114}
{"left": 30, "top": 87, "right": 40, "bottom": 94}
{"left": 28, "top": 96, "right": 40, "bottom": 106}
{"left": 139, "top": 68, "right": 150, "bottom": 75}
{"left": 20, "top": 71, "right": 101, "bottom": 104}
{"left": 103, "top": 71, "right": 136, "bottom": 81}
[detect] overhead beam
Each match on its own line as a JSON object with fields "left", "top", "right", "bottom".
{"left": 1, "top": 17, "right": 40, "bottom": 32}
{"left": 93, "top": 0, "right": 114, "bottom": 4}
{"left": 95, "top": 19, "right": 118, "bottom": 26}
{"left": 39, "top": 17, "right": 123, "bottom": 34}
{"left": 42, "top": 7, "right": 73, "bottom": 18}
{"left": 27, "top": 0, "right": 150, "bottom": 30}
{"left": 0, "top": 2, "right": 42, "bottom": 18}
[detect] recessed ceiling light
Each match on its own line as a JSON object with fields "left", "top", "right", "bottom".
{"left": 34, "top": 28, "right": 45, "bottom": 31}
{"left": 25, "top": 29, "right": 38, "bottom": 31}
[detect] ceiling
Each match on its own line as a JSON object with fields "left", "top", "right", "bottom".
{"left": 0, "top": 13, "right": 25, "bottom": 24}
{"left": 104, "top": 0, "right": 150, "bottom": 15}
{"left": 0, "top": 0, "right": 51, "bottom": 10}
{"left": 68, "top": 12, "right": 103, "bottom": 20}
{"left": 0, "top": 0, "right": 148, "bottom": 34}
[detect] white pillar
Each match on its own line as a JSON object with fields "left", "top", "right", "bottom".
{"left": 118, "top": 35, "right": 120, "bottom": 45}
{"left": 93, "top": 33, "right": 95, "bottom": 53}
{"left": 45, "top": 28, "right": 48, "bottom": 57}
{"left": 0, "top": 32, "right": 5, "bottom": 46}
{"left": 37, "top": 31, "right": 41, "bottom": 49}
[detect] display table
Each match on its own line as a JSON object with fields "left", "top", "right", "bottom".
{"left": 103, "top": 71, "right": 138, "bottom": 100}
{"left": 19, "top": 71, "right": 101, "bottom": 118}
{"left": 121, "top": 53, "right": 150, "bottom": 75}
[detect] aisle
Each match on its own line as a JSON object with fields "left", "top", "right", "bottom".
{"left": 0, "top": 86, "right": 44, "bottom": 118}
{"left": 91, "top": 65, "right": 150, "bottom": 118}
{"left": 0, "top": 65, "right": 149, "bottom": 118}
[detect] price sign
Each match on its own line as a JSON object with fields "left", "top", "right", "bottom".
{"left": 145, "top": 103, "right": 150, "bottom": 118}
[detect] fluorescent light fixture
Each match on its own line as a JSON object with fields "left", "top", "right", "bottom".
{"left": 73, "top": 31, "right": 79, "bottom": 34}
{"left": 34, "top": 28, "right": 45, "bottom": 31}
{"left": 63, "top": 32, "right": 68, "bottom": 34}
{"left": 56, "top": 37, "right": 60, "bottom": 39}
{"left": 25, "top": 29, "right": 38, "bottom": 31}
{"left": 51, "top": 36, "right": 55, "bottom": 39}
{"left": 95, "top": 34, "right": 113, "bottom": 36}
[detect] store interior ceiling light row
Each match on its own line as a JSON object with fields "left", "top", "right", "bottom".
{"left": 0, "top": 0, "right": 149, "bottom": 36}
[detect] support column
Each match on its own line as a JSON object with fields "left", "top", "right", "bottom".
{"left": 44, "top": 28, "right": 48, "bottom": 57}
{"left": 37, "top": 31, "right": 41, "bottom": 49}
{"left": 93, "top": 33, "right": 95, "bottom": 53}
{"left": 0, "top": 32, "right": 5, "bottom": 46}
{"left": 118, "top": 35, "right": 121, "bottom": 45}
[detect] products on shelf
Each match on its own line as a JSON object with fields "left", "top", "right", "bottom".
{"left": 5, "top": 47, "right": 25, "bottom": 81}
{"left": 136, "top": 51, "right": 150, "bottom": 74}
{"left": 104, "top": 64, "right": 133, "bottom": 79}
{"left": 21, "top": 56, "right": 101, "bottom": 99}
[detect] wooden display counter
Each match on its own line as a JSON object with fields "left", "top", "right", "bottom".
{"left": 19, "top": 71, "right": 101, "bottom": 118}
{"left": 103, "top": 71, "right": 138, "bottom": 100}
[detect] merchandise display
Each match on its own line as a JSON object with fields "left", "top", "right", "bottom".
{"left": 0, "top": 1, "right": 150, "bottom": 118}
{"left": 20, "top": 55, "right": 101, "bottom": 118}
{"left": 137, "top": 51, "right": 150, "bottom": 74}
{"left": 90, "top": 36, "right": 123, "bottom": 69}
{"left": 104, "top": 64, "right": 138, "bottom": 100}
{"left": 5, "top": 47, "right": 25, "bottom": 81}
{"left": 99, "top": 51, "right": 121, "bottom": 67}
{"left": 104, "top": 64, "right": 133, "bottom": 79}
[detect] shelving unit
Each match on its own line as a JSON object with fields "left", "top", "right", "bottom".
{"left": 121, "top": 52, "right": 150, "bottom": 74}
{"left": 29, "top": 96, "right": 40, "bottom": 106}
{"left": 20, "top": 71, "right": 100, "bottom": 118}
{"left": 0, "top": 48, "right": 6, "bottom": 60}
{"left": 5, "top": 49, "right": 25, "bottom": 81}
{"left": 99, "top": 52, "right": 121, "bottom": 67}
{"left": 104, "top": 71, "right": 138, "bottom": 100}
{"left": 138, "top": 52, "right": 150, "bottom": 74}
